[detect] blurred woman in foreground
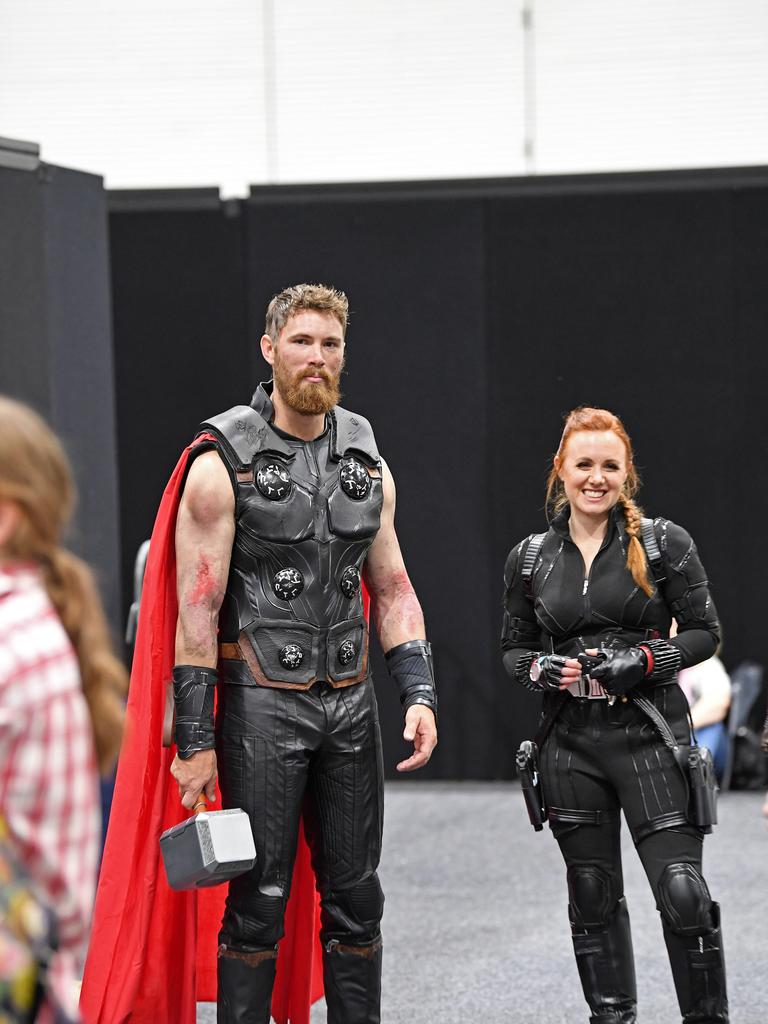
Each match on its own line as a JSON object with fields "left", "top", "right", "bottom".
{"left": 0, "top": 396, "right": 126, "bottom": 1021}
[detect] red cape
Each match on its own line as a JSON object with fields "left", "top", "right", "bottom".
{"left": 81, "top": 438, "right": 331, "bottom": 1024}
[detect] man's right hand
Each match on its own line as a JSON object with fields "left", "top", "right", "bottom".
{"left": 170, "top": 748, "right": 218, "bottom": 810}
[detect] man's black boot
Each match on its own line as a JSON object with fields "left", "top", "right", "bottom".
{"left": 323, "top": 936, "right": 383, "bottom": 1024}
{"left": 571, "top": 897, "right": 637, "bottom": 1023}
{"left": 663, "top": 902, "right": 729, "bottom": 1023}
{"left": 217, "top": 945, "right": 277, "bottom": 1024}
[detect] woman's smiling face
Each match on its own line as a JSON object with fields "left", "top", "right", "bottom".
{"left": 557, "top": 429, "right": 629, "bottom": 520}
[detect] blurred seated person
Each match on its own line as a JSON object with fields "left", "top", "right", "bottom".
{"left": 671, "top": 618, "right": 731, "bottom": 780}
{"left": 678, "top": 656, "right": 731, "bottom": 782}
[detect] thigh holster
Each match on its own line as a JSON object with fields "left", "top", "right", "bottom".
{"left": 549, "top": 807, "right": 607, "bottom": 826}
{"left": 631, "top": 811, "right": 690, "bottom": 846}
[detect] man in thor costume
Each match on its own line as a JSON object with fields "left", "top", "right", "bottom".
{"left": 170, "top": 283, "right": 438, "bottom": 1022}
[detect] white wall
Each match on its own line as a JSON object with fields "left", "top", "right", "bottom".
{"left": 533, "top": 0, "right": 768, "bottom": 173}
{"left": 0, "top": 0, "right": 765, "bottom": 195}
{"left": 0, "top": 0, "right": 271, "bottom": 193}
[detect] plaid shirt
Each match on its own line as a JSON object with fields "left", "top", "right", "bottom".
{"left": 0, "top": 563, "right": 100, "bottom": 1021}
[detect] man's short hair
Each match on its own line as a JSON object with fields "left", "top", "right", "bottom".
{"left": 265, "top": 283, "right": 349, "bottom": 341}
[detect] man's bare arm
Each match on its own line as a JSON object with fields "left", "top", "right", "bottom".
{"left": 170, "top": 450, "right": 235, "bottom": 809}
{"left": 364, "top": 460, "right": 436, "bottom": 772}
{"left": 175, "top": 450, "right": 235, "bottom": 665}
{"left": 363, "top": 461, "right": 425, "bottom": 650}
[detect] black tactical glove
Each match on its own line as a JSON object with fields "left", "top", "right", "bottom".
{"left": 589, "top": 647, "right": 649, "bottom": 696}
{"left": 529, "top": 654, "right": 570, "bottom": 692}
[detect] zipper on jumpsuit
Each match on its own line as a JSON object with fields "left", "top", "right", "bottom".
{"left": 568, "top": 527, "right": 613, "bottom": 701}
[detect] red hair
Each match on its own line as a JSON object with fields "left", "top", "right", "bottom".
{"left": 545, "top": 407, "right": 653, "bottom": 597}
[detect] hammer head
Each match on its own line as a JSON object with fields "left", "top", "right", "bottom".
{"left": 160, "top": 808, "right": 256, "bottom": 891}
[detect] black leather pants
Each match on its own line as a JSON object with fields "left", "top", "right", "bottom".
{"left": 540, "top": 687, "right": 728, "bottom": 1024}
{"left": 215, "top": 676, "right": 384, "bottom": 1024}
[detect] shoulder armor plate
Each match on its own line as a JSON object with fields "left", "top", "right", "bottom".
{"left": 329, "top": 406, "right": 380, "bottom": 467}
{"left": 198, "top": 405, "right": 294, "bottom": 472}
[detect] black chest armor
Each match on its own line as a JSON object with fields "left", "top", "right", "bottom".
{"left": 198, "top": 385, "right": 383, "bottom": 688}
{"left": 530, "top": 509, "right": 669, "bottom": 654}
{"left": 503, "top": 506, "right": 720, "bottom": 684}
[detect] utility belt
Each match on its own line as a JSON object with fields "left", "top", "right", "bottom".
{"left": 516, "top": 689, "right": 718, "bottom": 835}
{"left": 550, "top": 628, "right": 669, "bottom": 700}
{"left": 565, "top": 677, "right": 677, "bottom": 702}
{"left": 552, "top": 626, "right": 662, "bottom": 655}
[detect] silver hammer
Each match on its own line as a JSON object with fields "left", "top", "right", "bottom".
{"left": 160, "top": 797, "right": 257, "bottom": 891}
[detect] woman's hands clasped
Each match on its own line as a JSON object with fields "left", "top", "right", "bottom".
{"left": 529, "top": 646, "right": 651, "bottom": 695}
{"left": 529, "top": 654, "right": 584, "bottom": 691}
{"left": 589, "top": 647, "right": 649, "bottom": 695}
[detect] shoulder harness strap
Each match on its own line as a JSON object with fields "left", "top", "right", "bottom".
{"left": 521, "top": 532, "right": 547, "bottom": 600}
{"left": 197, "top": 405, "right": 295, "bottom": 472}
{"left": 640, "top": 517, "right": 666, "bottom": 588}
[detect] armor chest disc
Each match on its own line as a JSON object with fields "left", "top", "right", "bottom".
{"left": 238, "top": 439, "right": 382, "bottom": 544}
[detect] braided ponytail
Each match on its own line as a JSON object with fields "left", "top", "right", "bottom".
{"left": 617, "top": 491, "right": 654, "bottom": 597}
{"left": 41, "top": 548, "right": 126, "bottom": 771}
{"left": 0, "top": 396, "right": 127, "bottom": 772}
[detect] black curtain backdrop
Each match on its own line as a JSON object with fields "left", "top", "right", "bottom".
{"left": 0, "top": 160, "right": 122, "bottom": 630}
{"left": 109, "top": 193, "right": 248, "bottom": 629}
{"left": 0, "top": 166, "right": 48, "bottom": 409}
{"left": 245, "top": 195, "right": 491, "bottom": 778}
{"left": 108, "top": 169, "right": 768, "bottom": 779}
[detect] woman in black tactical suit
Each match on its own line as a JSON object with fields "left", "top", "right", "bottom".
{"left": 501, "top": 406, "right": 728, "bottom": 1024}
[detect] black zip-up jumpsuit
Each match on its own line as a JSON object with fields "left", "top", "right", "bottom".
{"left": 501, "top": 506, "right": 728, "bottom": 1024}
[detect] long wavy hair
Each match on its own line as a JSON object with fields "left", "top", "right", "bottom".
{"left": 545, "top": 406, "right": 654, "bottom": 597}
{"left": 0, "top": 396, "right": 126, "bottom": 771}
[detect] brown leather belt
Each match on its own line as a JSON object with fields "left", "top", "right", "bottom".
{"left": 219, "top": 631, "right": 368, "bottom": 691}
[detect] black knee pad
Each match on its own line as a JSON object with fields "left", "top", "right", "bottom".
{"left": 567, "top": 864, "right": 620, "bottom": 930}
{"left": 656, "top": 862, "right": 714, "bottom": 936}
{"left": 224, "top": 890, "right": 285, "bottom": 949}
{"left": 332, "top": 873, "right": 384, "bottom": 929}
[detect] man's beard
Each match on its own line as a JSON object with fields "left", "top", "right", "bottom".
{"left": 273, "top": 355, "right": 342, "bottom": 415}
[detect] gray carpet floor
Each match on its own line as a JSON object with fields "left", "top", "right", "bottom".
{"left": 198, "top": 784, "right": 766, "bottom": 1023}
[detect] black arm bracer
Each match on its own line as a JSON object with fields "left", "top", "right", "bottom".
{"left": 643, "top": 638, "right": 682, "bottom": 682}
{"left": 512, "top": 650, "right": 541, "bottom": 691}
{"left": 385, "top": 639, "right": 437, "bottom": 715}
{"left": 173, "top": 665, "right": 217, "bottom": 759}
